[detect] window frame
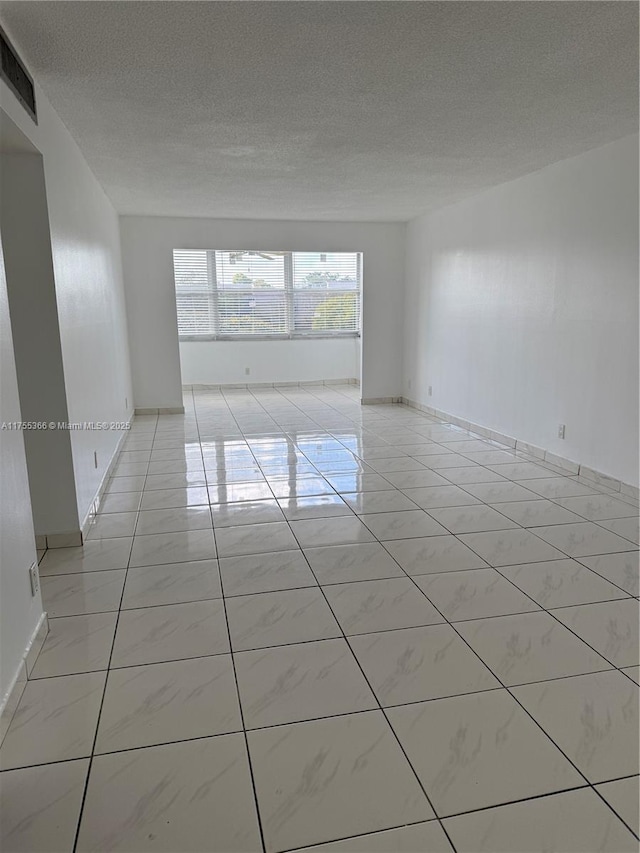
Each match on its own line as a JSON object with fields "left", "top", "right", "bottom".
{"left": 175, "top": 249, "right": 362, "bottom": 342}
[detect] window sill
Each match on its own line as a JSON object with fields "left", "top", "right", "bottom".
{"left": 179, "top": 334, "right": 361, "bottom": 342}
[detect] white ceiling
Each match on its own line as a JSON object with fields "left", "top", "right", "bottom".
{"left": 1, "top": 1, "right": 637, "bottom": 221}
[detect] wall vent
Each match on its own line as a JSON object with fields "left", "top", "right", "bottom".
{"left": 0, "top": 27, "right": 36, "bottom": 123}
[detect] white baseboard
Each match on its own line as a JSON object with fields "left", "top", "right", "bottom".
{"left": 1, "top": 612, "right": 49, "bottom": 743}
{"left": 134, "top": 406, "right": 185, "bottom": 415}
{"left": 80, "top": 414, "right": 135, "bottom": 539}
{"left": 401, "top": 397, "right": 639, "bottom": 502}
{"left": 361, "top": 396, "right": 403, "bottom": 405}
{"left": 185, "top": 379, "right": 359, "bottom": 391}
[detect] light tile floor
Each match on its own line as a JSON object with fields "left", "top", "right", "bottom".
{"left": 2, "top": 384, "right": 639, "bottom": 852}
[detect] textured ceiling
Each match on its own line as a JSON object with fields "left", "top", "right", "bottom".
{"left": 1, "top": 1, "right": 637, "bottom": 221}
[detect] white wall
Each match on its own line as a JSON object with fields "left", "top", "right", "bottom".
{"left": 120, "top": 217, "right": 405, "bottom": 406}
{"left": 0, "top": 234, "right": 42, "bottom": 705}
{"left": 180, "top": 338, "right": 359, "bottom": 386}
{"left": 404, "top": 135, "right": 639, "bottom": 486}
{"left": 1, "top": 78, "right": 133, "bottom": 527}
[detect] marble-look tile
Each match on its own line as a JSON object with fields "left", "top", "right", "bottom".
{"left": 215, "top": 521, "right": 299, "bottom": 557}
{"left": 551, "top": 599, "right": 639, "bottom": 667}
{"left": 143, "top": 471, "right": 207, "bottom": 491}
{"left": 440, "top": 466, "right": 507, "bottom": 485}
{"left": 367, "top": 457, "right": 429, "bottom": 473}
{"left": 622, "top": 666, "right": 640, "bottom": 684}
{"left": 323, "top": 578, "right": 444, "bottom": 635}
{"left": 30, "top": 613, "right": 117, "bottom": 679}
{"left": 457, "top": 529, "right": 565, "bottom": 566}
{"left": 456, "top": 611, "right": 612, "bottom": 685}
{"left": 235, "top": 638, "right": 377, "bottom": 728}
{"left": 119, "top": 449, "right": 152, "bottom": 462}
{"left": 129, "top": 528, "right": 216, "bottom": 567}
{"left": 85, "top": 511, "right": 138, "bottom": 540}
{"left": 513, "top": 670, "right": 639, "bottom": 783}
{"left": 304, "top": 542, "right": 404, "bottom": 584}
{"left": 457, "top": 450, "right": 518, "bottom": 465}
{"left": 428, "top": 505, "right": 518, "bottom": 534}
{"left": 518, "top": 478, "right": 600, "bottom": 499}
{"left": 208, "top": 481, "right": 275, "bottom": 503}
{"left": 387, "top": 690, "right": 583, "bottom": 817}
{"left": 500, "top": 559, "right": 629, "bottom": 608}
{"left": 146, "top": 459, "right": 205, "bottom": 476}
{"left": 415, "top": 568, "right": 539, "bottom": 621}
{"left": 384, "top": 535, "right": 488, "bottom": 576}
{"left": 444, "top": 787, "right": 637, "bottom": 853}
{"left": 113, "top": 460, "right": 149, "bottom": 477}
{"left": 401, "top": 484, "right": 481, "bottom": 509}
{"left": 488, "top": 461, "right": 560, "bottom": 480}
{"left": 492, "top": 499, "right": 583, "bottom": 527}
{"left": 289, "top": 821, "right": 452, "bottom": 852}
{"left": 439, "top": 439, "right": 493, "bottom": 453}
{"left": 290, "top": 516, "right": 376, "bottom": 548}
{"left": 349, "top": 623, "right": 499, "bottom": 706}
{"left": 599, "top": 516, "right": 640, "bottom": 545}
{"left": 135, "top": 506, "right": 212, "bottom": 536}
{"left": 0, "top": 673, "right": 106, "bottom": 770}
{"left": 460, "top": 480, "right": 543, "bottom": 503}
{"left": 555, "top": 494, "right": 640, "bottom": 521}
{"left": 261, "top": 462, "right": 319, "bottom": 478}
{"left": 105, "top": 474, "right": 146, "bottom": 493}
{"left": 595, "top": 776, "right": 639, "bottom": 836}
{"left": 226, "top": 587, "right": 341, "bottom": 651}
{"left": 248, "top": 711, "right": 434, "bottom": 853}
{"left": 533, "top": 522, "right": 636, "bottom": 557}
{"left": 139, "top": 486, "right": 209, "bottom": 510}
{"left": 121, "top": 559, "right": 222, "bottom": 608}
{"left": 382, "top": 470, "right": 451, "bottom": 489}
{"left": 342, "top": 490, "right": 419, "bottom": 514}
{"left": 326, "top": 473, "right": 395, "bottom": 493}
{"left": 149, "top": 446, "right": 201, "bottom": 462}
{"left": 268, "top": 476, "right": 337, "bottom": 499}
{"left": 355, "top": 446, "right": 408, "bottom": 460}
{"left": 278, "top": 495, "right": 352, "bottom": 520}
{"left": 39, "top": 538, "right": 132, "bottom": 576}
{"left": 579, "top": 552, "right": 640, "bottom": 596}
{"left": 361, "top": 509, "right": 448, "bottom": 540}
{"left": 111, "top": 600, "right": 229, "bottom": 667}
{"left": 96, "top": 655, "right": 241, "bottom": 753}
{"left": 41, "top": 570, "right": 126, "bottom": 617}
{"left": 415, "top": 453, "right": 472, "bottom": 469}
{"left": 210, "top": 498, "right": 285, "bottom": 527}
{"left": 94, "top": 494, "right": 139, "bottom": 518}
{"left": 76, "top": 734, "right": 262, "bottom": 852}
{"left": 0, "top": 759, "right": 89, "bottom": 853}
{"left": 398, "top": 441, "right": 450, "bottom": 455}
{"left": 219, "top": 550, "right": 317, "bottom": 596}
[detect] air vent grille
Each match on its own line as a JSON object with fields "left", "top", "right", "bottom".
{"left": 0, "top": 27, "right": 36, "bottom": 123}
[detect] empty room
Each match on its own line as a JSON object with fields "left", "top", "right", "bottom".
{"left": 0, "top": 2, "right": 638, "bottom": 852}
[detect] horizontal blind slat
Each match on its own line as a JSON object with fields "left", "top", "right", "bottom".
{"left": 174, "top": 249, "right": 361, "bottom": 338}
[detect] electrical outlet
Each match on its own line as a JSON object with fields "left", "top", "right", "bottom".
{"left": 558, "top": 424, "right": 566, "bottom": 439}
{"left": 407, "top": 379, "right": 412, "bottom": 390}
{"left": 428, "top": 385, "right": 433, "bottom": 397}
{"left": 94, "top": 450, "right": 98, "bottom": 468}
{"left": 245, "top": 367, "right": 250, "bottom": 376}
{"left": 28, "top": 562, "right": 39, "bottom": 596}
{"left": 125, "top": 397, "right": 128, "bottom": 410}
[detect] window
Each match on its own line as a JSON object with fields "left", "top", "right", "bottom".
{"left": 174, "top": 250, "right": 361, "bottom": 340}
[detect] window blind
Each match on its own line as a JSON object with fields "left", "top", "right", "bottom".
{"left": 174, "top": 250, "right": 361, "bottom": 340}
